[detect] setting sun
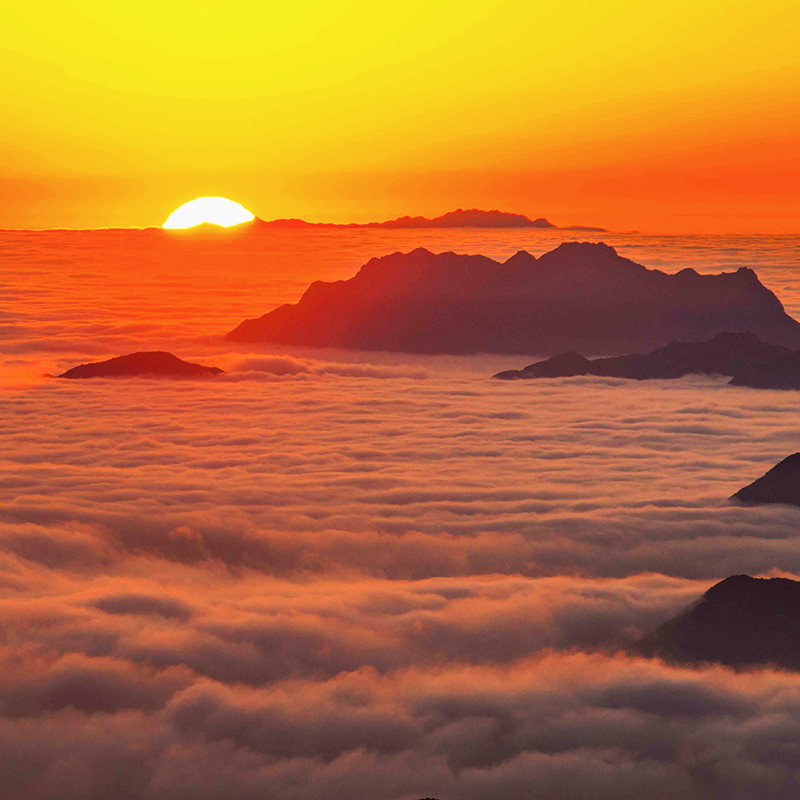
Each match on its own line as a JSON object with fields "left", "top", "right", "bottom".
{"left": 162, "top": 197, "right": 254, "bottom": 229}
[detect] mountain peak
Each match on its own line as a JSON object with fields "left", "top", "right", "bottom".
{"left": 552, "top": 241, "right": 619, "bottom": 256}
{"left": 732, "top": 454, "right": 800, "bottom": 505}
{"left": 637, "top": 573, "right": 800, "bottom": 670}
{"left": 370, "top": 208, "right": 555, "bottom": 229}
{"left": 256, "top": 209, "right": 572, "bottom": 229}
{"left": 60, "top": 351, "right": 223, "bottom": 379}
{"left": 494, "top": 331, "right": 793, "bottom": 381}
{"left": 227, "top": 245, "right": 800, "bottom": 355}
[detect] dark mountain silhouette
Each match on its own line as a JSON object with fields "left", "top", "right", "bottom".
{"left": 248, "top": 217, "right": 317, "bottom": 229}
{"left": 494, "top": 332, "right": 791, "bottom": 380}
{"left": 60, "top": 352, "right": 223, "bottom": 379}
{"left": 729, "top": 350, "right": 800, "bottom": 389}
{"left": 226, "top": 243, "right": 800, "bottom": 355}
{"left": 160, "top": 209, "right": 603, "bottom": 232}
{"left": 731, "top": 454, "right": 800, "bottom": 506}
{"left": 365, "top": 208, "right": 554, "bottom": 228}
{"left": 562, "top": 224, "right": 607, "bottom": 232}
{"left": 637, "top": 574, "right": 800, "bottom": 670}
{"left": 161, "top": 220, "right": 262, "bottom": 235}
{"left": 255, "top": 208, "right": 556, "bottom": 229}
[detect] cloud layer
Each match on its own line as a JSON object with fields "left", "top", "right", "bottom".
{"left": 4, "top": 365, "right": 800, "bottom": 796}
{"left": 4, "top": 229, "right": 800, "bottom": 797}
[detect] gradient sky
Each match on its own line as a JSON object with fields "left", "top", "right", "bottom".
{"left": 2, "top": 0, "right": 799, "bottom": 231}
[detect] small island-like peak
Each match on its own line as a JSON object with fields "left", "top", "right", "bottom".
{"left": 637, "top": 574, "right": 800, "bottom": 670}
{"left": 731, "top": 454, "right": 800, "bottom": 507}
{"left": 60, "top": 352, "right": 223, "bottom": 379}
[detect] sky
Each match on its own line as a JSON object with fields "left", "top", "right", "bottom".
{"left": 2, "top": 0, "right": 799, "bottom": 231}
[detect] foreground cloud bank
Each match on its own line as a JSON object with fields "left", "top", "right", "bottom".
{"left": 6, "top": 642, "right": 800, "bottom": 800}
{"left": 8, "top": 230, "right": 800, "bottom": 798}
{"left": 4, "top": 362, "right": 800, "bottom": 797}
{"left": 2, "top": 520, "right": 799, "bottom": 800}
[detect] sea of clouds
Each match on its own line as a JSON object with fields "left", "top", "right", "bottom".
{"left": 3, "top": 229, "right": 800, "bottom": 798}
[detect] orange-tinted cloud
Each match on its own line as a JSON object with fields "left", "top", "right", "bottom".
{"left": 5, "top": 230, "right": 800, "bottom": 795}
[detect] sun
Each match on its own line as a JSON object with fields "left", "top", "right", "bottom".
{"left": 163, "top": 197, "right": 255, "bottom": 229}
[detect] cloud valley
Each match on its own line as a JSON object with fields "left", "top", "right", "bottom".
{"left": 5, "top": 230, "right": 800, "bottom": 797}
{"left": 3, "top": 364, "right": 800, "bottom": 797}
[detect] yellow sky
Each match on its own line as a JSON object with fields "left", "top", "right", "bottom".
{"left": 2, "top": 1, "right": 799, "bottom": 230}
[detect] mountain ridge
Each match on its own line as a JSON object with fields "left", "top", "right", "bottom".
{"left": 494, "top": 332, "right": 794, "bottom": 382}
{"left": 250, "top": 208, "right": 601, "bottom": 230}
{"left": 226, "top": 242, "right": 800, "bottom": 355}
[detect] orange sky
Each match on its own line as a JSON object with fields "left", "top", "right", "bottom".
{"left": 2, "top": 0, "right": 799, "bottom": 232}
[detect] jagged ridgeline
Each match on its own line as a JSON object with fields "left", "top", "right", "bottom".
{"left": 492, "top": 332, "right": 800, "bottom": 387}
{"left": 252, "top": 208, "right": 571, "bottom": 229}
{"left": 227, "top": 243, "right": 800, "bottom": 355}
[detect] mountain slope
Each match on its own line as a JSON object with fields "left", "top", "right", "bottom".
{"left": 60, "top": 352, "right": 223, "bottom": 379}
{"left": 227, "top": 243, "right": 800, "bottom": 355}
{"left": 494, "top": 332, "right": 791, "bottom": 380}
{"left": 732, "top": 454, "right": 800, "bottom": 506}
{"left": 637, "top": 575, "right": 800, "bottom": 670}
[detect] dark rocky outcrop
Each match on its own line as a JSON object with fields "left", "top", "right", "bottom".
{"left": 731, "top": 454, "right": 800, "bottom": 507}
{"left": 494, "top": 332, "right": 791, "bottom": 380}
{"left": 227, "top": 243, "right": 800, "bottom": 355}
{"left": 60, "top": 352, "right": 223, "bottom": 379}
{"left": 730, "top": 350, "right": 800, "bottom": 389}
{"left": 637, "top": 575, "right": 800, "bottom": 670}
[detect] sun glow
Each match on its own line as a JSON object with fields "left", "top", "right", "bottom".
{"left": 163, "top": 197, "right": 255, "bottom": 229}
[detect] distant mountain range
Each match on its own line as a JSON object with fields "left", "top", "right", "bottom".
{"left": 60, "top": 352, "right": 223, "bottom": 379}
{"left": 637, "top": 575, "right": 800, "bottom": 670}
{"left": 494, "top": 331, "right": 800, "bottom": 387}
{"left": 226, "top": 243, "right": 800, "bottom": 355}
{"left": 247, "top": 208, "right": 606, "bottom": 231}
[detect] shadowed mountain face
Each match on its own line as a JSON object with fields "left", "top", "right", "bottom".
{"left": 730, "top": 350, "right": 800, "bottom": 389}
{"left": 227, "top": 243, "right": 800, "bottom": 355}
{"left": 493, "top": 332, "right": 791, "bottom": 380}
{"left": 60, "top": 352, "right": 223, "bottom": 379}
{"left": 731, "top": 454, "right": 800, "bottom": 506}
{"left": 637, "top": 575, "right": 800, "bottom": 670}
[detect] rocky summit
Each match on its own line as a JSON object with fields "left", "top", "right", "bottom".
{"left": 227, "top": 243, "right": 800, "bottom": 355}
